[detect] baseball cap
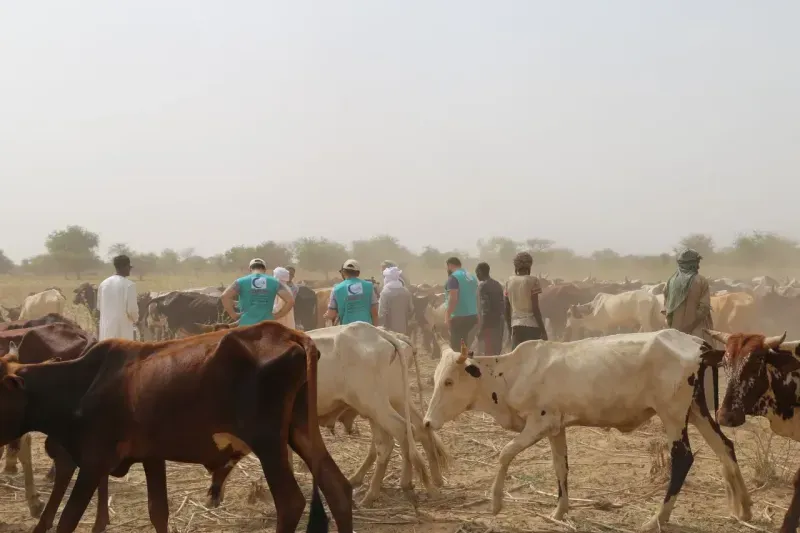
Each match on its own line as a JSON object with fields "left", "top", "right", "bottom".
{"left": 342, "top": 259, "right": 361, "bottom": 271}
{"left": 249, "top": 258, "right": 266, "bottom": 269}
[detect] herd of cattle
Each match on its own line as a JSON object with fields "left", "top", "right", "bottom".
{"left": 1, "top": 273, "right": 800, "bottom": 532}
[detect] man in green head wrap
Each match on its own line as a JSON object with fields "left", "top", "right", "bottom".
{"left": 663, "top": 249, "right": 713, "bottom": 340}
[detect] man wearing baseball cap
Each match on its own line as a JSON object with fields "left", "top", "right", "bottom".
{"left": 325, "top": 259, "right": 378, "bottom": 325}
{"left": 221, "top": 258, "right": 295, "bottom": 326}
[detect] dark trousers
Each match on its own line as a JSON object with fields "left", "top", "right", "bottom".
{"left": 479, "top": 323, "right": 505, "bottom": 355}
{"left": 450, "top": 315, "right": 478, "bottom": 352}
{"left": 511, "top": 326, "right": 543, "bottom": 349}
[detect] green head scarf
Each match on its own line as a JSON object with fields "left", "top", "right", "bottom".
{"left": 664, "top": 249, "right": 702, "bottom": 315}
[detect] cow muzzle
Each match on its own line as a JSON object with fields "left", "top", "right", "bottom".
{"left": 716, "top": 406, "right": 745, "bottom": 428}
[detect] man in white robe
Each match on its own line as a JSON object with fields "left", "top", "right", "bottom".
{"left": 272, "top": 267, "right": 296, "bottom": 329}
{"left": 97, "top": 255, "right": 139, "bottom": 340}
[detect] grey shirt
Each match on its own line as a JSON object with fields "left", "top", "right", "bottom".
{"left": 378, "top": 285, "right": 413, "bottom": 335}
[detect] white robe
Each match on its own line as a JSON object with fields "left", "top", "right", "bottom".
{"left": 97, "top": 275, "right": 139, "bottom": 341}
{"left": 273, "top": 294, "right": 296, "bottom": 330}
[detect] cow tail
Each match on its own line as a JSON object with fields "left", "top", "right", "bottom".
{"left": 305, "top": 341, "right": 328, "bottom": 533}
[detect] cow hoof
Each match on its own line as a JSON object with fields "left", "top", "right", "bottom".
{"left": 358, "top": 494, "right": 378, "bottom": 508}
{"left": 402, "top": 487, "right": 419, "bottom": 508}
{"left": 206, "top": 496, "right": 221, "bottom": 508}
{"left": 4, "top": 464, "right": 18, "bottom": 474}
{"left": 45, "top": 466, "right": 56, "bottom": 482}
{"left": 491, "top": 497, "right": 503, "bottom": 515}
{"left": 27, "top": 497, "right": 44, "bottom": 519}
{"left": 550, "top": 507, "right": 567, "bottom": 521}
{"left": 639, "top": 516, "right": 661, "bottom": 533}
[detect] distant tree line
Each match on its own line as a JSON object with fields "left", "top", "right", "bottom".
{"left": 1, "top": 226, "right": 800, "bottom": 281}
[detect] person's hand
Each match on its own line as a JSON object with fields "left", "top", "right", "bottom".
{"left": 229, "top": 311, "right": 241, "bottom": 321}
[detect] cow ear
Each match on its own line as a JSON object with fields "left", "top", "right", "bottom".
{"left": 464, "top": 364, "right": 481, "bottom": 378}
{"left": 2, "top": 375, "right": 24, "bottom": 390}
{"left": 765, "top": 351, "right": 800, "bottom": 374}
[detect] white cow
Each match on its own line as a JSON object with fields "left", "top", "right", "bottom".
{"left": 423, "top": 331, "right": 752, "bottom": 532}
{"left": 565, "top": 289, "right": 665, "bottom": 339}
{"left": 18, "top": 289, "right": 66, "bottom": 320}
{"left": 301, "top": 323, "right": 449, "bottom": 506}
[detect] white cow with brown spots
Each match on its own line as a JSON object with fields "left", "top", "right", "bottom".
{"left": 423, "top": 330, "right": 752, "bottom": 532}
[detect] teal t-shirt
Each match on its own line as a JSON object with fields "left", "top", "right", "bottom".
{"left": 333, "top": 278, "right": 375, "bottom": 324}
{"left": 237, "top": 273, "right": 280, "bottom": 326}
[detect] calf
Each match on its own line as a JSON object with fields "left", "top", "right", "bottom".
{"left": 423, "top": 330, "right": 751, "bottom": 532}
{"left": 0, "top": 322, "right": 353, "bottom": 533}
{"left": 565, "top": 289, "right": 665, "bottom": 340}
{"left": 706, "top": 329, "right": 800, "bottom": 533}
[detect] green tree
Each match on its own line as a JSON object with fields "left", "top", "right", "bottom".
{"left": 675, "top": 233, "right": 715, "bottom": 258}
{"left": 350, "top": 235, "right": 414, "bottom": 270}
{"left": 158, "top": 248, "right": 181, "bottom": 273}
{"left": 45, "top": 225, "right": 101, "bottom": 279}
{"left": 132, "top": 252, "right": 158, "bottom": 280}
{"left": 420, "top": 246, "right": 446, "bottom": 271}
{"left": 0, "top": 250, "right": 15, "bottom": 274}
{"left": 293, "top": 237, "right": 348, "bottom": 278}
{"left": 730, "top": 231, "right": 799, "bottom": 266}
{"left": 107, "top": 242, "right": 134, "bottom": 260}
{"left": 526, "top": 238, "right": 556, "bottom": 265}
{"left": 477, "top": 237, "right": 520, "bottom": 264}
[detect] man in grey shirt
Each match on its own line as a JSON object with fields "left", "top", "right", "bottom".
{"left": 379, "top": 266, "right": 413, "bottom": 334}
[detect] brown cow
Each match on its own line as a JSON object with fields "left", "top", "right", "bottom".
{"left": 0, "top": 321, "right": 352, "bottom": 533}
{"left": 710, "top": 292, "right": 759, "bottom": 333}
{"left": 0, "top": 323, "right": 96, "bottom": 525}
{"left": 315, "top": 287, "right": 334, "bottom": 328}
{"left": 705, "top": 329, "right": 800, "bottom": 533}
{"left": 539, "top": 283, "right": 596, "bottom": 340}
{"left": 0, "top": 312, "right": 77, "bottom": 333}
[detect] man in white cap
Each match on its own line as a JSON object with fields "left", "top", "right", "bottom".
{"left": 325, "top": 259, "right": 378, "bottom": 325}
{"left": 221, "top": 258, "right": 294, "bottom": 326}
{"left": 379, "top": 265, "right": 413, "bottom": 334}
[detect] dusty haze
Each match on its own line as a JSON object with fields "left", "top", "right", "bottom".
{"left": 2, "top": 1, "right": 799, "bottom": 262}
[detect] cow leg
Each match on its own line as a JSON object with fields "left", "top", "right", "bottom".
{"left": 4, "top": 438, "right": 20, "bottom": 473}
{"left": 54, "top": 464, "right": 105, "bottom": 533}
{"left": 780, "top": 465, "right": 800, "bottom": 533}
{"left": 207, "top": 455, "right": 243, "bottom": 508}
{"left": 348, "top": 438, "right": 377, "bottom": 488}
{"left": 492, "top": 414, "right": 555, "bottom": 515}
{"left": 688, "top": 408, "right": 751, "bottom": 520}
{"left": 143, "top": 460, "right": 169, "bottom": 533}
{"left": 45, "top": 462, "right": 56, "bottom": 482}
{"left": 252, "top": 435, "right": 306, "bottom": 533}
{"left": 408, "top": 406, "right": 447, "bottom": 487}
{"left": 94, "top": 476, "right": 110, "bottom": 533}
{"left": 642, "top": 419, "right": 693, "bottom": 532}
{"left": 548, "top": 430, "right": 569, "bottom": 520}
{"left": 290, "top": 391, "right": 354, "bottom": 533}
{"left": 358, "top": 422, "right": 395, "bottom": 507}
{"left": 18, "top": 433, "right": 44, "bottom": 518}
{"left": 33, "top": 442, "right": 76, "bottom": 533}
{"left": 340, "top": 409, "right": 359, "bottom": 435}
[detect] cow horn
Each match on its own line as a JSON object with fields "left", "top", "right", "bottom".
{"left": 764, "top": 333, "right": 787, "bottom": 349}
{"left": 778, "top": 340, "right": 800, "bottom": 353}
{"left": 704, "top": 329, "right": 730, "bottom": 345}
{"left": 456, "top": 340, "right": 468, "bottom": 364}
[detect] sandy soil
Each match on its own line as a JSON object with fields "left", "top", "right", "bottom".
{"left": 0, "top": 346, "right": 798, "bottom": 533}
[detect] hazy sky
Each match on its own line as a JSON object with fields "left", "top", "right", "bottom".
{"left": 2, "top": 1, "right": 799, "bottom": 262}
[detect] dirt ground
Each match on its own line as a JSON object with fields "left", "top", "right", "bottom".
{"left": 0, "top": 346, "right": 798, "bottom": 533}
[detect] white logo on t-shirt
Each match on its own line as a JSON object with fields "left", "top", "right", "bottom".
{"left": 252, "top": 277, "right": 267, "bottom": 290}
{"left": 347, "top": 282, "right": 364, "bottom": 296}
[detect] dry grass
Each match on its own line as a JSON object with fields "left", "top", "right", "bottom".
{"left": 2, "top": 275, "right": 800, "bottom": 532}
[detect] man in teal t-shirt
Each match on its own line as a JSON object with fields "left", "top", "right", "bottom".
{"left": 325, "top": 259, "right": 378, "bottom": 326}
{"left": 444, "top": 256, "right": 479, "bottom": 350}
{"left": 221, "top": 258, "right": 295, "bottom": 326}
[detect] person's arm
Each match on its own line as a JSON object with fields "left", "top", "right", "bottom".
{"left": 445, "top": 276, "right": 459, "bottom": 324}
{"left": 96, "top": 284, "right": 103, "bottom": 315}
{"left": 273, "top": 286, "right": 295, "bottom": 320}
{"left": 324, "top": 290, "right": 338, "bottom": 322}
{"left": 478, "top": 283, "right": 491, "bottom": 332}
{"left": 504, "top": 284, "right": 512, "bottom": 332}
{"left": 687, "top": 278, "right": 712, "bottom": 332}
{"left": 370, "top": 286, "right": 379, "bottom": 325}
{"left": 221, "top": 281, "right": 240, "bottom": 320}
{"left": 530, "top": 281, "right": 547, "bottom": 340}
{"left": 378, "top": 290, "right": 389, "bottom": 326}
{"left": 126, "top": 283, "right": 139, "bottom": 324}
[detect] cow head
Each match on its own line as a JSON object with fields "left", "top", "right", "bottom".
{"left": 704, "top": 329, "right": 800, "bottom": 427}
{"left": 73, "top": 283, "right": 97, "bottom": 312}
{"left": 0, "top": 347, "right": 28, "bottom": 444}
{"left": 424, "top": 338, "right": 481, "bottom": 430}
